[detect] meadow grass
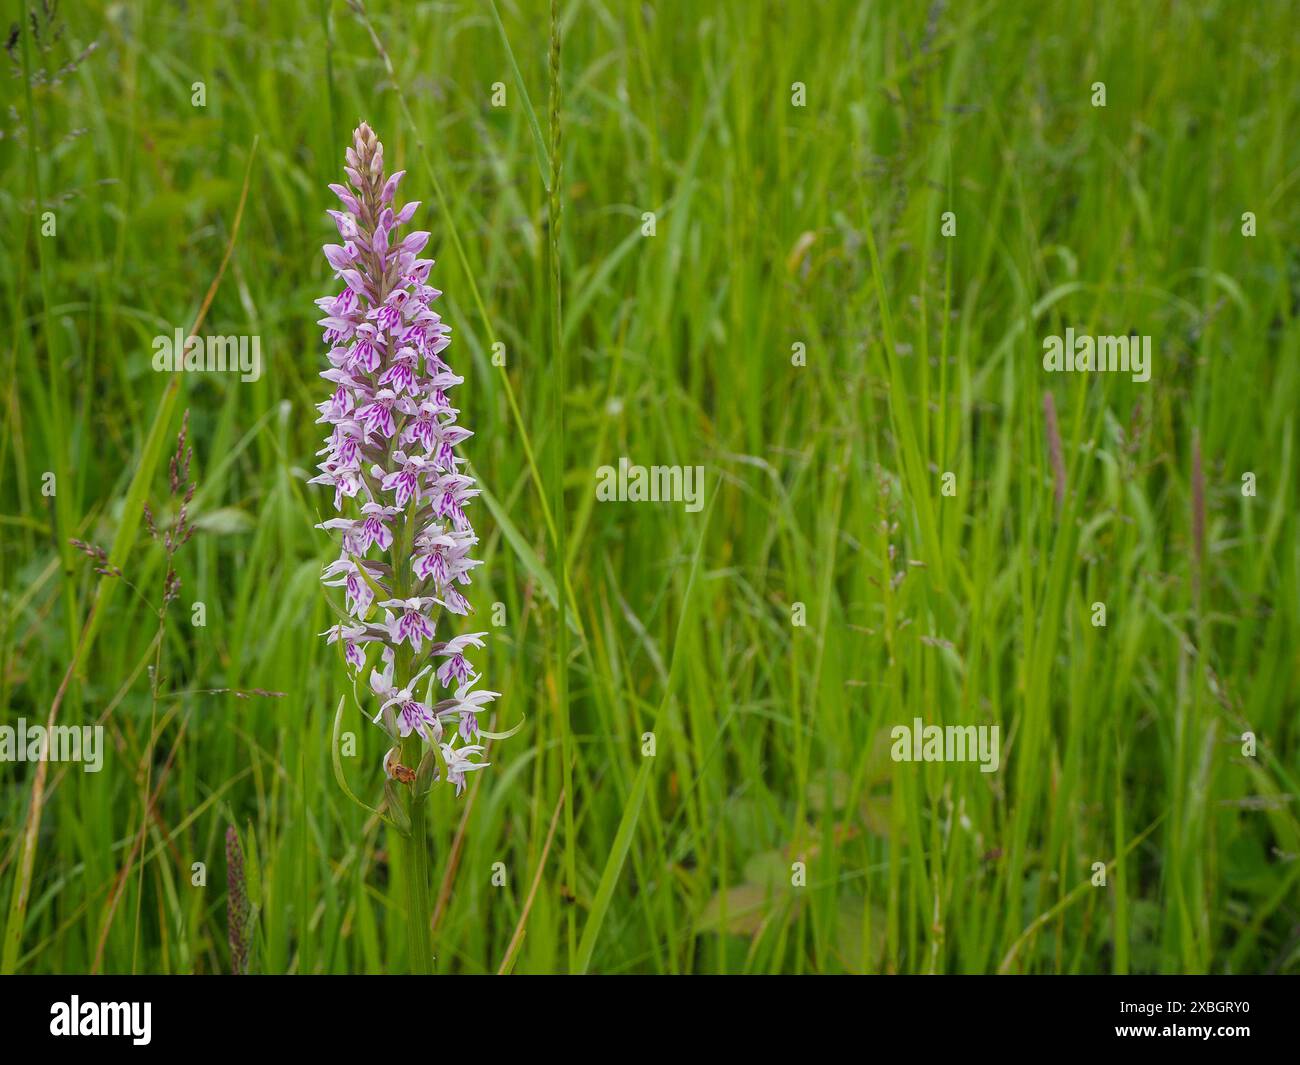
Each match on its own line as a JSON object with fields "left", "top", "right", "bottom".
{"left": 1, "top": 0, "right": 1298, "bottom": 974}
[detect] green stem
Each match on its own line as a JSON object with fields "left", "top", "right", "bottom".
{"left": 399, "top": 734, "right": 433, "bottom": 974}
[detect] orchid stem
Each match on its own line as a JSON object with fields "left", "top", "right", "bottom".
{"left": 399, "top": 734, "right": 433, "bottom": 975}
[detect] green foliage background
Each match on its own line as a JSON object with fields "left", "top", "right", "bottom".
{"left": 1, "top": 0, "right": 1297, "bottom": 974}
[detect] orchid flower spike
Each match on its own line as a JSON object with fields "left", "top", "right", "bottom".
{"left": 314, "top": 122, "right": 503, "bottom": 795}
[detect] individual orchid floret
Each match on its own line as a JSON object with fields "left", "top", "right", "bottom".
{"left": 433, "top": 631, "right": 487, "bottom": 688}
{"left": 447, "top": 679, "right": 501, "bottom": 740}
{"left": 440, "top": 741, "right": 490, "bottom": 796}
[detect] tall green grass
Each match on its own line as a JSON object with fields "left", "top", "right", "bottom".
{"left": 2, "top": 0, "right": 1297, "bottom": 974}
